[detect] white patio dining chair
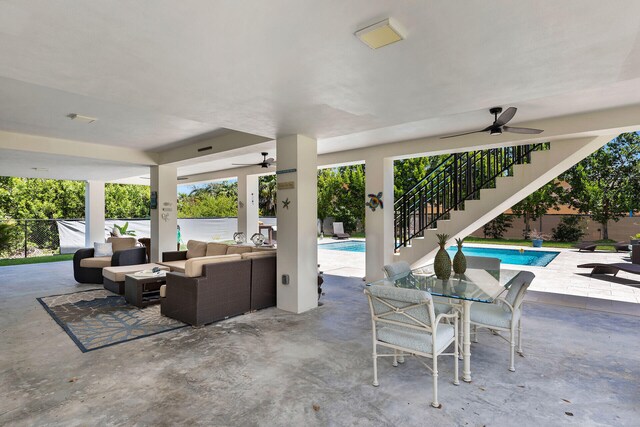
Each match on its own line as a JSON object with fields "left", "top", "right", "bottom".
{"left": 382, "top": 261, "right": 453, "bottom": 316}
{"left": 465, "top": 256, "right": 501, "bottom": 270}
{"left": 364, "top": 284, "right": 459, "bottom": 408}
{"left": 469, "top": 271, "right": 535, "bottom": 372}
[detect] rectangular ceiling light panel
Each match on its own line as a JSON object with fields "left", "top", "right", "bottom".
{"left": 355, "top": 18, "right": 405, "bottom": 49}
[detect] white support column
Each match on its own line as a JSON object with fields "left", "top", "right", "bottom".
{"left": 237, "top": 174, "right": 259, "bottom": 239}
{"left": 276, "top": 134, "right": 318, "bottom": 314}
{"left": 365, "top": 156, "right": 395, "bottom": 282}
{"left": 84, "top": 180, "right": 105, "bottom": 247}
{"left": 150, "top": 165, "right": 178, "bottom": 262}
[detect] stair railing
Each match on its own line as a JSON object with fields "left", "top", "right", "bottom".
{"left": 394, "top": 143, "right": 549, "bottom": 249}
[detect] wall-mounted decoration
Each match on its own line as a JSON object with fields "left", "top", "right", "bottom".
{"left": 276, "top": 168, "right": 297, "bottom": 175}
{"left": 366, "top": 192, "right": 384, "bottom": 211}
{"left": 277, "top": 181, "right": 295, "bottom": 190}
{"left": 282, "top": 198, "right": 291, "bottom": 209}
{"left": 150, "top": 191, "right": 158, "bottom": 210}
{"left": 238, "top": 201, "right": 245, "bottom": 209}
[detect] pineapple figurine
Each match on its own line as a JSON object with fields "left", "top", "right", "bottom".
{"left": 453, "top": 237, "right": 467, "bottom": 275}
{"left": 434, "top": 233, "right": 452, "bottom": 281}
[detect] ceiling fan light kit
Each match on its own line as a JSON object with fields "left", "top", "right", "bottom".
{"left": 441, "top": 107, "right": 544, "bottom": 139}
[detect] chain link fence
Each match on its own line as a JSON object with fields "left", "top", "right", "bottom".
{"left": 0, "top": 217, "right": 279, "bottom": 259}
{"left": 0, "top": 219, "right": 63, "bottom": 258}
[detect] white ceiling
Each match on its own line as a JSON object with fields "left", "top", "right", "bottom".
{"left": 1, "top": 0, "right": 640, "bottom": 179}
{"left": 0, "top": 149, "right": 148, "bottom": 181}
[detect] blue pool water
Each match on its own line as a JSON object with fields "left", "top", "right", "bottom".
{"left": 318, "top": 240, "right": 559, "bottom": 267}
{"left": 446, "top": 246, "right": 559, "bottom": 267}
{"left": 319, "top": 241, "right": 366, "bottom": 252}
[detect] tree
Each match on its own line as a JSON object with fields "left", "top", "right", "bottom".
{"left": 317, "top": 169, "right": 340, "bottom": 234}
{"left": 177, "top": 193, "right": 237, "bottom": 218}
{"left": 511, "top": 181, "right": 562, "bottom": 238}
{"left": 259, "top": 175, "right": 277, "bottom": 216}
{"left": 105, "top": 184, "right": 150, "bottom": 218}
{"left": 561, "top": 133, "right": 640, "bottom": 239}
{"left": 394, "top": 156, "right": 448, "bottom": 199}
{"left": 483, "top": 214, "right": 513, "bottom": 239}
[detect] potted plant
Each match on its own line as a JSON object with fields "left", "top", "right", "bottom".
{"left": 530, "top": 229, "right": 549, "bottom": 248}
{"left": 630, "top": 233, "right": 640, "bottom": 246}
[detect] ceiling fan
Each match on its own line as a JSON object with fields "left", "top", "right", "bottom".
{"left": 440, "top": 107, "right": 544, "bottom": 139}
{"left": 232, "top": 152, "right": 276, "bottom": 168}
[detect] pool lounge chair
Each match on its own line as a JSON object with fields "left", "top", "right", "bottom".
{"left": 614, "top": 242, "right": 631, "bottom": 252}
{"left": 573, "top": 241, "right": 597, "bottom": 252}
{"left": 332, "top": 222, "right": 350, "bottom": 240}
{"left": 577, "top": 262, "right": 640, "bottom": 277}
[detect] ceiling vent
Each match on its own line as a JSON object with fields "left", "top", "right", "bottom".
{"left": 355, "top": 18, "right": 405, "bottom": 49}
{"left": 67, "top": 113, "right": 97, "bottom": 124}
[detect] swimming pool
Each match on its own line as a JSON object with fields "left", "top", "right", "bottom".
{"left": 446, "top": 246, "right": 559, "bottom": 267}
{"left": 318, "top": 240, "right": 559, "bottom": 267}
{"left": 319, "top": 241, "right": 366, "bottom": 252}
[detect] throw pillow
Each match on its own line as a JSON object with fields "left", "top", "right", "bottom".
{"left": 94, "top": 242, "right": 113, "bottom": 257}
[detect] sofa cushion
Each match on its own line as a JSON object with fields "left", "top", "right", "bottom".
{"left": 206, "top": 242, "right": 229, "bottom": 256}
{"left": 102, "top": 263, "right": 170, "bottom": 283}
{"left": 185, "top": 254, "right": 242, "bottom": 277}
{"left": 226, "top": 245, "right": 253, "bottom": 255}
{"left": 241, "top": 251, "right": 276, "bottom": 260}
{"left": 186, "top": 240, "right": 207, "bottom": 259}
{"left": 80, "top": 256, "right": 112, "bottom": 268}
{"left": 107, "top": 237, "right": 137, "bottom": 252}
{"left": 251, "top": 246, "right": 277, "bottom": 253}
{"left": 94, "top": 242, "right": 113, "bottom": 257}
{"left": 159, "top": 260, "right": 187, "bottom": 273}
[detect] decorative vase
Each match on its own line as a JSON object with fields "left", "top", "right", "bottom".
{"left": 233, "top": 232, "right": 246, "bottom": 244}
{"left": 532, "top": 239, "right": 543, "bottom": 248}
{"left": 251, "top": 232, "right": 266, "bottom": 246}
{"left": 434, "top": 233, "right": 452, "bottom": 281}
{"left": 452, "top": 237, "right": 467, "bottom": 274}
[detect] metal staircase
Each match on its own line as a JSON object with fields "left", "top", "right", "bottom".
{"left": 394, "top": 143, "right": 549, "bottom": 250}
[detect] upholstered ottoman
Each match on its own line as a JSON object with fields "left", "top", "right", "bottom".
{"left": 102, "top": 263, "right": 170, "bottom": 294}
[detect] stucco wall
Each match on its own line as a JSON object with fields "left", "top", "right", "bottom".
{"left": 469, "top": 214, "right": 640, "bottom": 241}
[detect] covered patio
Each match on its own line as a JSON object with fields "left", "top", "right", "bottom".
{"left": 1, "top": 1, "right": 640, "bottom": 425}
{"left": 0, "top": 261, "right": 638, "bottom": 425}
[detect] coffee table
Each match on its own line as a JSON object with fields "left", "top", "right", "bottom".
{"left": 124, "top": 273, "right": 167, "bottom": 308}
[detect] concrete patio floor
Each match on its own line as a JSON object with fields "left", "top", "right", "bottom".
{"left": 1, "top": 261, "right": 639, "bottom": 426}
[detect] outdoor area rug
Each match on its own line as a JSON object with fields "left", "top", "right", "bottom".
{"left": 37, "top": 289, "right": 187, "bottom": 352}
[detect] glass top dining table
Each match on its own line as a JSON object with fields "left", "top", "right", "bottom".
{"left": 367, "top": 266, "right": 524, "bottom": 382}
{"left": 367, "top": 266, "right": 521, "bottom": 303}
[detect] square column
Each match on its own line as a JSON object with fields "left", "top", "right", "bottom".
{"left": 150, "top": 165, "right": 178, "bottom": 262}
{"left": 84, "top": 180, "right": 105, "bottom": 247}
{"left": 237, "top": 174, "right": 259, "bottom": 240}
{"left": 365, "top": 156, "right": 395, "bottom": 282}
{"left": 276, "top": 134, "right": 318, "bottom": 314}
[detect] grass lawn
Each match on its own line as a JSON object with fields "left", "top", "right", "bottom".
{"left": 0, "top": 253, "right": 74, "bottom": 267}
{"left": 464, "top": 237, "right": 618, "bottom": 251}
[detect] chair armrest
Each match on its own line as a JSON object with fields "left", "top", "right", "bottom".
{"left": 73, "top": 248, "right": 95, "bottom": 263}
{"left": 111, "top": 247, "right": 146, "bottom": 266}
{"left": 495, "top": 297, "right": 515, "bottom": 313}
{"left": 163, "top": 250, "right": 188, "bottom": 262}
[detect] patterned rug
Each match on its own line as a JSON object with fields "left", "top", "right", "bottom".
{"left": 37, "top": 289, "right": 187, "bottom": 352}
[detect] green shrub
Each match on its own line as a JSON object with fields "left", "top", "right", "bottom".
{"left": 552, "top": 216, "right": 585, "bottom": 242}
{"left": 483, "top": 214, "right": 513, "bottom": 239}
{"left": 0, "top": 222, "right": 20, "bottom": 257}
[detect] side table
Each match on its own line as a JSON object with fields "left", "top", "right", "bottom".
{"left": 124, "top": 274, "right": 167, "bottom": 308}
